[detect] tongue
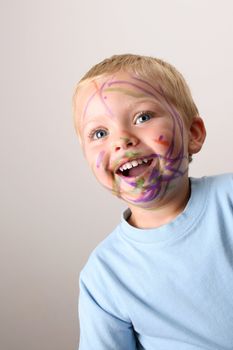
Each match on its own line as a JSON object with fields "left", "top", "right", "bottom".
{"left": 128, "top": 163, "right": 149, "bottom": 177}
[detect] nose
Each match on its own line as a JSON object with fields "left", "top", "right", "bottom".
{"left": 113, "top": 133, "right": 139, "bottom": 152}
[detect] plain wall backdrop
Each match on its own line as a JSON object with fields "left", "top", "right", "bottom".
{"left": 1, "top": 0, "right": 233, "bottom": 349}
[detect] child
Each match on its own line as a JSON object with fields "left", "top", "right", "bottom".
{"left": 72, "top": 54, "right": 233, "bottom": 349}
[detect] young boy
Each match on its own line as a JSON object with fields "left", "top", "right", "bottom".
{"left": 73, "top": 54, "right": 233, "bottom": 349}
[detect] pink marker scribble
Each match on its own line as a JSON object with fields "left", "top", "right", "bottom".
{"left": 155, "top": 135, "right": 169, "bottom": 147}
{"left": 96, "top": 151, "right": 105, "bottom": 168}
{"left": 82, "top": 79, "right": 114, "bottom": 122}
{"left": 93, "top": 80, "right": 114, "bottom": 117}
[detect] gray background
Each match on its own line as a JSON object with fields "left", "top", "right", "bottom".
{"left": 1, "top": 1, "right": 233, "bottom": 349}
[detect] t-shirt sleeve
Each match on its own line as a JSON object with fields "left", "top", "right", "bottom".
{"left": 78, "top": 272, "right": 137, "bottom": 350}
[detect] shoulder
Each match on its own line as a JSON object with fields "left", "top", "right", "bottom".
{"left": 205, "top": 173, "right": 233, "bottom": 195}
{"left": 189, "top": 173, "right": 233, "bottom": 219}
{"left": 192, "top": 173, "right": 233, "bottom": 194}
{"left": 191, "top": 173, "right": 233, "bottom": 216}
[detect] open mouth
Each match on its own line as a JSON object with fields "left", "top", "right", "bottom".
{"left": 116, "top": 158, "right": 153, "bottom": 178}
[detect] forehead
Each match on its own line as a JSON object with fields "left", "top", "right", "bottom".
{"left": 75, "top": 72, "right": 165, "bottom": 125}
{"left": 80, "top": 71, "right": 160, "bottom": 101}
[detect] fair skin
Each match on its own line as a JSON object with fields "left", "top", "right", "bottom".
{"left": 75, "top": 71, "right": 206, "bottom": 229}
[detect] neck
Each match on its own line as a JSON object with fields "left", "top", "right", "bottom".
{"left": 127, "top": 177, "right": 191, "bottom": 229}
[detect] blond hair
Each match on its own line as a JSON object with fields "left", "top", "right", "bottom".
{"left": 72, "top": 53, "right": 199, "bottom": 130}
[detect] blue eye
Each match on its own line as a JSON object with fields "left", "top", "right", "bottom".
{"left": 135, "top": 113, "right": 152, "bottom": 124}
{"left": 93, "top": 129, "right": 108, "bottom": 140}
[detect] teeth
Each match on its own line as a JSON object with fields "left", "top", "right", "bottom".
{"left": 123, "top": 162, "right": 132, "bottom": 170}
{"left": 131, "top": 160, "right": 139, "bottom": 167}
{"left": 118, "top": 158, "right": 151, "bottom": 172}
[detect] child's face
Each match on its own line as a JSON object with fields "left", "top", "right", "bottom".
{"left": 76, "top": 72, "right": 198, "bottom": 209}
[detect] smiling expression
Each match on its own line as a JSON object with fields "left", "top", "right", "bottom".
{"left": 76, "top": 72, "right": 192, "bottom": 209}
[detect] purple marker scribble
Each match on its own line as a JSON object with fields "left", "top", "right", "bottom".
{"left": 99, "top": 80, "right": 114, "bottom": 118}
{"left": 96, "top": 151, "right": 105, "bottom": 169}
{"left": 121, "top": 178, "right": 137, "bottom": 187}
{"left": 149, "top": 165, "right": 160, "bottom": 183}
{"left": 132, "top": 76, "right": 164, "bottom": 99}
{"left": 133, "top": 183, "right": 162, "bottom": 203}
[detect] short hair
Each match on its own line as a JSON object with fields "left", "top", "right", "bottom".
{"left": 72, "top": 53, "right": 199, "bottom": 128}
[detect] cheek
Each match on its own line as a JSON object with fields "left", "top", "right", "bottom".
{"left": 91, "top": 151, "right": 117, "bottom": 192}
{"left": 92, "top": 150, "right": 110, "bottom": 182}
{"left": 96, "top": 150, "right": 105, "bottom": 169}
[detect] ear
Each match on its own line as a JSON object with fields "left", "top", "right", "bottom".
{"left": 188, "top": 116, "right": 206, "bottom": 155}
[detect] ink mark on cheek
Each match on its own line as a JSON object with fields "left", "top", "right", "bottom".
{"left": 96, "top": 151, "right": 105, "bottom": 168}
{"left": 154, "top": 135, "right": 170, "bottom": 147}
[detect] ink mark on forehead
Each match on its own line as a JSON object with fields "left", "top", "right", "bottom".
{"left": 132, "top": 76, "right": 164, "bottom": 98}
{"left": 93, "top": 79, "right": 99, "bottom": 91}
{"left": 107, "top": 80, "right": 156, "bottom": 100}
{"left": 104, "top": 87, "right": 148, "bottom": 99}
{"left": 95, "top": 80, "right": 114, "bottom": 118}
{"left": 82, "top": 90, "right": 97, "bottom": 123}
{"left": 82, "top": 78, "right": 115, "bottom": 122}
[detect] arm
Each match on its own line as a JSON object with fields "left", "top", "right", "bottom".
{"left": 78, "top": 273, "right": 137, "bottom": 350}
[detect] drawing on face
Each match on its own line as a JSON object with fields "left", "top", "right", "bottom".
{"left": 104, "top": 87, "right": 148, "bottom": 99}
{"left": 82, "top": 79, "right": 114, "bottom": 122}
{"left": 154, "top": 135, "right": 170, "bottom": 147}
{"left": 136, "top": 177, "right": 145, "bottom": 188}
{"left": 96, "top": 150, "right": 105, "bottom": 169}
{"left": 124, "top": 151, "right": 141, "bottom": 158}
{"left": 84, "top": 74, "right": 189, "bottom": 206}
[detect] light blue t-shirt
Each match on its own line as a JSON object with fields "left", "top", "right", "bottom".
{"left": 78, "top": 174, "right": 233, "bottom": 350}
